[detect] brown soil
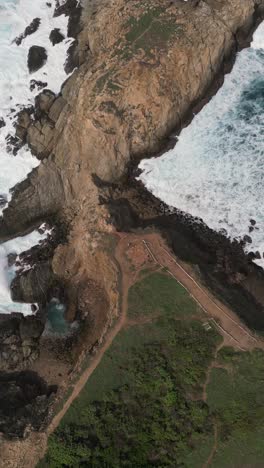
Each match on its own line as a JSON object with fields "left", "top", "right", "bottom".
{"left": 1, "top": 229, "right": 263, "bottom": 468}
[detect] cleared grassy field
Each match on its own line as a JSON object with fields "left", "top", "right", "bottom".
{"left": 40, "top": 272, "right": 264, "bottom": 467}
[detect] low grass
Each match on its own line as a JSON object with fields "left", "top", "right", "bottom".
{"left": 40, "top": 272, "right": 220, "bottom": 467}
{"left": 207, "top": 347, "right": 264, "bottom": 466}
{"left": 128, "top": 271, "right": 202, "bottom": 319}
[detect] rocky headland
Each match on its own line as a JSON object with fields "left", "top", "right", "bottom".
{"left": 1, "top": 0, "right": 264, "bottom": 443}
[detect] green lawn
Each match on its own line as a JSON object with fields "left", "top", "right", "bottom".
{"left": 40, "top": 272, "right": 264, "bottom": 467}
{"left": 207, "top": 348, "right": 264, "bottom": 467}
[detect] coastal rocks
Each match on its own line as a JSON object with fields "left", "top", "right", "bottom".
{"left": 0, "top": 314, "right": 44, "bottom": 371}
{"left": 11, "top": 261, "right": 55, "bottom": 304}
{"left": 14, "top": 18, "right": 41, "bottom": 46}
{"left": 49, "top": 28, "right": 65, "bottom": 45}
{"left": 0, "top": 370, "right": 57, "bottom": 439}
{"left": 15, "top": 108, "right": 33, "bottom": 143}
{"left": 27, "top": 46, "right": 47, "bottom": 73}
{"left": 35, "top": 90, "right": 56, "bottom": 116}
{"left": 0, "top": 195, "right": 7, "bottom": 209}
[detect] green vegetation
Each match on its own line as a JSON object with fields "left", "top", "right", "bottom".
{"left": 40, "top": 272, "right": 220, "bottom": 467}
{"left": 207, "top": 348, "right": 264, "bottom": 467}
{"left": 128, "top": 272, "right": 202, "bottom": 319}
{"left": 124, "top": 7, "right": 180, "bottom": 57}
{"left": 40, "top": 272, "right": 264, "bottom": 467}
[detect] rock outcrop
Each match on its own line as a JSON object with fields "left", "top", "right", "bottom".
{"left": 27, "top": 46, "right": 47, "bottom": 73}
{"left": 0, "top": 370, "right": 56, "bottom": 439}
{"left": 0, "top": 314, "right": 44, "bottom": 370}
{"left": 1, "top": 0, "right": 264, "bottom": 363}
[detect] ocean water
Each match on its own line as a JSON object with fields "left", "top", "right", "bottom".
{"left": 0, "top": 0, "right": 72, "bottom": 314}
{"left": 139, "top": 22, "right": 264, "bottom": 268}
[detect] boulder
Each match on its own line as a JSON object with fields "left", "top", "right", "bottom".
{"left": 15, "top": 107, "right": 33, "bottom": 142}
{"left": 35, "top": 89, "right": 56, "bottom": 116}
{"left": 49, "top": 28, "right": 65, "bottom": 45}
{"left": 11, "top": 261, "right": 55, "bottom": 303}
{"left": 27, "top": 46, "right": 47, "bottom": 73}
{"left": 30, "top": 80, "right": 48, "bottom": 92}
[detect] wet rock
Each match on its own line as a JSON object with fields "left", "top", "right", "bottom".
{"left": 250, "top": 219, "right": 256, "bottom": 225}
{"left": 243, "top": 234, "right": 252, "bottom": 244}
{"left": 0, "top": 118, "right": 6, "bottom": 128}
{"left": 0, "top": 314, "right": 44, "bottom": 371}
{"left": 0, "top": 370, "right": 57, "bottom": 439}
{"left": 5, "top": 134, "right": 23, "bottom": 155}
{"left": 49, "top": 28, "right": 65, "bottom": 45}
{"left": 27, "top": 46, "right": 48, "bottom": 73}
{"left": 249, "top": 226, "right": 254, "bottom": 233}
{"left": 54, "top": 0, "right": 82, "bottom": 38}
{"left": 30, "top": 80, "right": 48, "bottom": 92}
{"left": 0, "top": 194, "right": 7, "bottom": 209}
{"left": 7, "top": 253, "right": 17, "bottom": 267}
{"left": 15, "top": 107, "right": 33, "bottom": 142}
{"left": 254, "top": 251, "right": 261, "bottom": 260}
{"left": 27, "top": 118, "right": 55, "bottom": 159}
{"left": 15, "top": 18, "right": 41, "bottom": 46}
{"left": 35, "top": 89, "right": 56, "bottom": 116}
{"left": 11, "top": 261, "right": 55, "bottom": 303}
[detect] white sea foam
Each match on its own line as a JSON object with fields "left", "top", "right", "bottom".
{"left": 139, "top": 21, "right": 264, "bottom": 267}
{"left": 0, "top": 0, "right": 72, "bottom": 314}
{"left": 0, "top": 227, "right": 50, "bottom": 315}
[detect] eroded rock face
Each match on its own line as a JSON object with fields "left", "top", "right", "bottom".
{"left": 1, "top": 0, "right": 264, "bottom": 373}
{"left": 0, "top": 314, "right": 44, "bottom": 370}
{"left": 0, "top": 0, "right": 262, "bottom": 348}
{"left": 0, "top": 370, "right": 56, "bottom": 439}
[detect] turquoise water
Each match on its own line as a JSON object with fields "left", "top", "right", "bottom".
{"left": 47, "top": 299, "right": 70, "bottom": 335}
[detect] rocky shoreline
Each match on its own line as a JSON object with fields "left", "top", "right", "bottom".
{"left": 0, "top": 0, "right": 264, "bottom": 442}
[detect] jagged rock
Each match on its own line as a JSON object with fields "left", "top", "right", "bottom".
{"left": 0, "top": 370, "right": 57, "bottom": 439}
{"left": 0, "top": 118, "right": 6, "bottom": 128}
{"left": 30, "top": 80, "right": 48, "bottom": 92}
{"left": 243, "top": 234, "right": 252, "bottom": 244}
{"left": 27, "top": 118, "right": 55, "bottom": 159}
{"left": 35, "top": 89, "right": 56, "bottom": 116}
{"left": 11, "top": 262, "right": 55, "bottom": 303}
{"left": 27, "top": 46, "right": 47, "bottom": 73}
{"left": 15, "top": 107, "right": 33, "bottom": 142}
{"left": 15, "top": 18, "right": 41, "bottom": 46}
{"left": 48, "top": 96, "right": 66, "bottom": 122}
{"left": 0, "top": 194, "right": 7, "bottom": 209}
{"left": 0, "top": 314, "right": 44, "bottom": 371}
{"left": 7, "top": 253, "right": 17, "bottom": 267}
{"left": 49, "top": 28, "right": 65, "bottom": 45}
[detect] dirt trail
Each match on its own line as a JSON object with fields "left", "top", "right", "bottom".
{"left": 140, "top": 233, "right": 264, "bottom": 351}
{"left": 1, "top": 230, "right": 263, "bottom": 468}
{"left": 204, "top": 422, "right": 218, "bottom": 468}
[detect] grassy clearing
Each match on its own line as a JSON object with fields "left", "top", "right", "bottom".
{"left": 128, "top": 272, "right": 202, "bottom": 319}
{"left": 40, "top": 272, "right": 220, "bottom": 467}
{"left": 207, "top": 347, "right": 264, "bottom": 466}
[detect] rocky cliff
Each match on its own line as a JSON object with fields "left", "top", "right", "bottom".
{"left": 1, "top": 0, "right": 264, "bottom": 363}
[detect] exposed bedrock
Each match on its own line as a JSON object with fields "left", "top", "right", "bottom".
{"left": 0, "top": 314, "right": 44, "bottom": 371}
{"left": 0, "top": 370, "right": 56, "bottom": 439}
{"left": 3, "top": 0, "right": 263, "bottom": 235}
{"left": 1, "top": 0, "right": 264, "bottom": 344}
